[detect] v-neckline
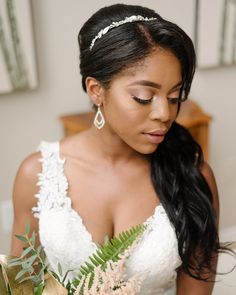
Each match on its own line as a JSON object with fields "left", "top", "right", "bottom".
{"left": 69, "top": 201, "right": 162, "bottom": 249}
{"left": 56, "top": 141, "right": 163, "bottom": 249}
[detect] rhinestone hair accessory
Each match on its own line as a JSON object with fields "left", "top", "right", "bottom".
{"left": 89, "top": 15, "right": 157, "bottom": 50}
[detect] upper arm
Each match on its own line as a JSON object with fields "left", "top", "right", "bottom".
{"left": 10, "top": 152, "right": 42, "bottom": 257}
{"left": 200, "top": 161, "right": 219, "bottom": 228}
{"left": 176, "top": 161, "right": 220, "bottom": 295}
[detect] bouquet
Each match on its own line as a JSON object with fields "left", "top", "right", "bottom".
{"left": 0, "top": 222, "right": 149, "bottom": 294}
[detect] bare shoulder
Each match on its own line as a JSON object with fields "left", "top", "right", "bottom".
{"left": 199, "top": 161, "right": 215, "bottom": 183}
{"left": 16, "top": 151, "right": 41, "bottom": 177}
{"left": 199, "top": 161, "right": 218, "bottom": 197}
{"left": 13, "top": 151, "right": 42, "bottom": 208}
{"left": 11, "top": 151, "right": 42, "bottom": 256}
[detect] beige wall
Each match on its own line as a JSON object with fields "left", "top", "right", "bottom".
{"left": 0, "top": 0, "right": 236, "bottom": 254}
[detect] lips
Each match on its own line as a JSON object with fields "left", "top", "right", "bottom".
{"left": 146, "top": 130, "right": 167, "bottom": 136}
{"left": 144, "top": 129, "right": 168, "bottom": 135}
{"left": 142, "top": 129, "right": 168, "bottom": 144}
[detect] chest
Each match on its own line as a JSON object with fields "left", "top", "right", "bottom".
{"left": 64, "top": 157, "right": 160, "bottom": 245}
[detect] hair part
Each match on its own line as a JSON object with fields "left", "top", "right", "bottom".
{"left": 78, "top": 4, "right": 195, "bottom": 109}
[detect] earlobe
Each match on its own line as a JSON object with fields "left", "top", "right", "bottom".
{"left": 85, "top": 77, "right": 104, "bottom": 105}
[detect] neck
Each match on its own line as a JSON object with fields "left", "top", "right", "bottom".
{"left": 86, "top": 125, "right": 147, "bottom": 166}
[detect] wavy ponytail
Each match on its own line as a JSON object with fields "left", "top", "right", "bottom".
{"left": 150, "top": 121, "right": 221, "bottom": 280}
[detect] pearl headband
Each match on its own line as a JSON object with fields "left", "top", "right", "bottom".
{"left": 89, "top": 15, "right": 157, "bottom": 50}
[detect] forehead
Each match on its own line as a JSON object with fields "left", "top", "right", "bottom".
{"left": 110, "top": 47, "right": 182, "bottom": 88}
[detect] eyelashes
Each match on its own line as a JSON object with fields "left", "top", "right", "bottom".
{"left": 131, "top": 95, "right": 153, "bottom": 104}
{"left": 131, "top": 95, "right": 181, "bottom": 105}
{"left": 169, "top": 98, "right": 182, "bottom": 104}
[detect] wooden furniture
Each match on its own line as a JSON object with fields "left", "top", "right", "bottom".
{"left": 60, "top": 99, "right": 212, "bottom": 160}
{"left": 176, "top": 100, "right": 212, "bottom": 160}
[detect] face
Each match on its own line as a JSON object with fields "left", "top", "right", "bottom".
{"left": 101, "top": 47, "right": 182, "bottom": 154}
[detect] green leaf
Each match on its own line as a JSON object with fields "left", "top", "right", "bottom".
{"left": 8, "top": 257, "right": 20, "bottom": 263}
{"left": 18, "top": 275, "right": 36, "bottom": 284}
{"left": 62, "top": 269, "right": 74, "bottom": 284}
{"left": 36, "top": 245, "right": 42, "bottom": 255}
{"left": 103, "top": 234, "right": 110, "bottom": 244}
{"left": 84, "top": 261, "right": 94, "bottom": 272}
{"left": 30, "top": 231, "right": 36, "bottom": 247}
{"left": 20, "top": 246, "right": 33, "bottom": 258}
{"left": 0, "top": 265, "right": 9, "bottom": 295}
{"left": 57, "top": 262, "right": 63, "bottom": 277}
{"left": 88, "top": 255, "right": 100, "bottom": 266}
{"left": 80, "top": 265, "right": 89, "bottom": 274}
{"left": 7, "top": 260, "right": 22, "bottom": 267}
{"left": 25, "top": 222, "right": 31, "bottom": 236}
{"left": 73, "top": 223, "right": 147, "bottom": 289}
{"left": 38, "top": 264, "right": 47, "bottom": 277}
{"left": 15, "top": 268, "right": 29, "bottom": 281}
{"left": 32, "top": 276, "right": 41, "bottom": 285}
{"left": 34, "top": 282, "right": 44, "bottom": 295}
{"left": 49, "top": 270, "right": 60, "bottom": 282}
{"left": 26, "top": 254, "right": 38, "bottom": 265}
{"left": 15, "top": 234, "right": 28, "bottom": 243}
{"left": 39, "top": 249, "right": 46, "bottom": 262}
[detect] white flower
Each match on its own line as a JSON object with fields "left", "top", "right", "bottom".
{"left": 74, "top": 237, "right": 149, "bottom": 295}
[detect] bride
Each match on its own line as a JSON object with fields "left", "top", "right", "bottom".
{"left": 10, "top": 3, "right": 222, "bottom": 294}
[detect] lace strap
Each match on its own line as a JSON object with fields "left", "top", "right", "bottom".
{"left": 32, "top": 140, "right": 71, "bottom": 218}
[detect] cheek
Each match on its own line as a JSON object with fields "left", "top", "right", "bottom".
{"left": 107, "top": 110, "right": 143, "bottom": 137}
{"left": 170, "top": 104, "right": 179, "bottom": 121}
{"left": 104, "top": 97, "right": 145, "bottom": 131}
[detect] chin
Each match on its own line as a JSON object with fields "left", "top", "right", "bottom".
{"left": 136, "top": 144, "right": 159, "bottom": 155}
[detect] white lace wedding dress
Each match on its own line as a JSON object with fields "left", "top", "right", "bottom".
{"left": 32, "top": 140, "right": 182, "bottom": 294}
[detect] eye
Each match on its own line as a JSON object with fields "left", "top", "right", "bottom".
{"left": 168, "top": 97, "right": 181, "bottom": 104}
{"left": 131, "top": 95, "right": 153, "bottom": 105}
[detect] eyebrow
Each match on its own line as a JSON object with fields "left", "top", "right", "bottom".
{"left": 127, "top": 80, "right": 183, "bottom": 90}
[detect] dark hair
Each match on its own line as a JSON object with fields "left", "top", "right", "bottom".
{"left": 78, "top": 3, "right": 232, "bottom": 280}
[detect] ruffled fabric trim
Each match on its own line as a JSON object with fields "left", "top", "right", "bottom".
{"left": 32, "top": 140, "right": 105, "bottom": 249}
{"left": 32, "top": 141, "right": 70, "bottom": 218}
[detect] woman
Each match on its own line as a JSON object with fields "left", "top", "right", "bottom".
{"left": 11, "top": 3, "right": 222, "bottom": 294}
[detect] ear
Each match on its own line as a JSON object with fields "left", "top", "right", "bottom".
{"left": 85, "top": 77, "right": 104, "bottom": 106}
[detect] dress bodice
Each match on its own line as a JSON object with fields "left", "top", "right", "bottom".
{"left": 32, "top": 140, "right": 182, "bottom": 294}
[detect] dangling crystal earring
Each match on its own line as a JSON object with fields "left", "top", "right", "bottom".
{"left": 93, "top": 104, "right": 105, "bottom": 129}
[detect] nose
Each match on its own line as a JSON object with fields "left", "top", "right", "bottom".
{"left": 149, "top": 96, "right": 171, "bottom": 122}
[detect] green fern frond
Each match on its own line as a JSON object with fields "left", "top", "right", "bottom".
{"left": 72, "top": 223, "right": 147, "bottom": 291}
